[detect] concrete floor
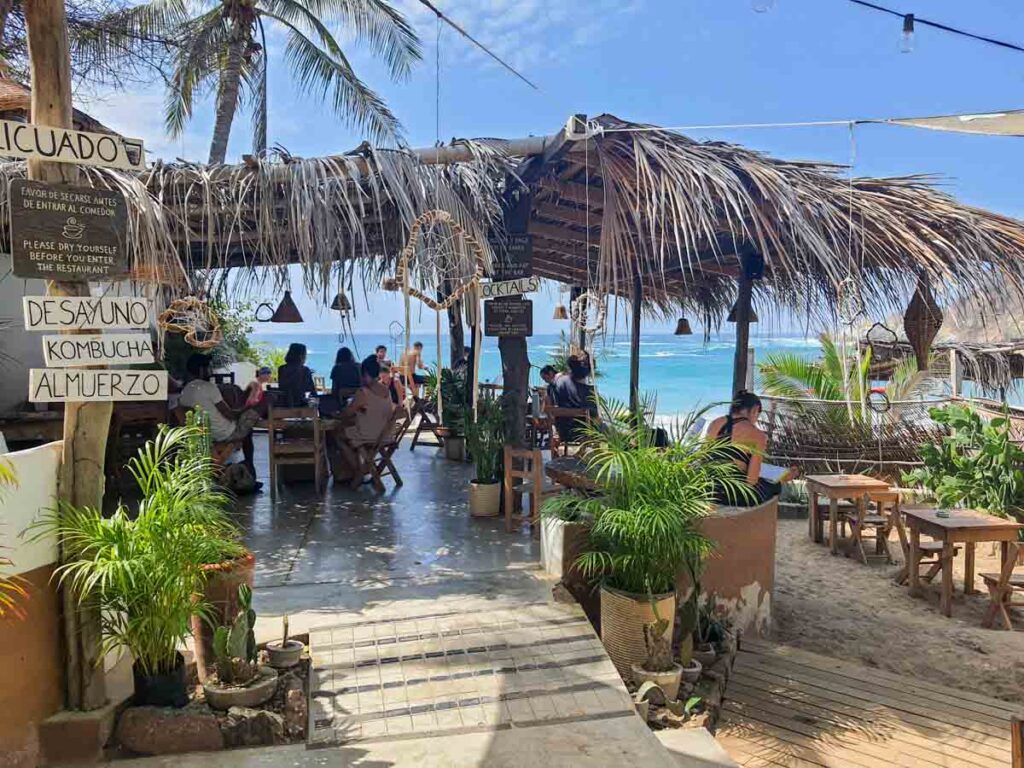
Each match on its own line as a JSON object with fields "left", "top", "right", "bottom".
{"left": 236, "top": 435, "right": 542, "bottom": 622}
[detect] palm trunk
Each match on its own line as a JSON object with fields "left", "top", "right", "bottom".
{"left": 208, "top": 29, "right": 246, "bottom": 165}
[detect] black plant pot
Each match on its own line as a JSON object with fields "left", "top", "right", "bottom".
{"left": 132, "top": 652, "right": 188, "bottom": 708}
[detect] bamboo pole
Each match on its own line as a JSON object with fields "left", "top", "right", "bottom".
{"left": 629, "top": 272, "right": 642, "bottom": 419}
{"left": 25, "top": 0, "right": 110, "bottom": 711}
{"left": 732, "top": 272, "right": 754, "bottom": 396}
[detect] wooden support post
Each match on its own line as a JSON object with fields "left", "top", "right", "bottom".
{"left": 1012, "top": 716, "right": 1023, "bottom": 768}
{"left": 732, "top": 271, "right": 754, "bottom": 396}
{"left": 497, "top": 188, "right": 532, "bottom": 448}
{"left": 949, "top": 348, "right": 962, "bottom": 398}
{"left": 25, "top": 0, "right": 110, "bottom": 711}
{"left": 746, "top": 348, "right": 755, "bottom": 392}
{"left": 629, "top": 271, "right": 642, "bottom": 420}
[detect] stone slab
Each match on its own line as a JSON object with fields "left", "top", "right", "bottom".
{"left": 655, "top": 729, "right": 740, "bottom": 767}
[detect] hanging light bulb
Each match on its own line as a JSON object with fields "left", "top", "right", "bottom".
{"left": 552, "top": 302, "right": 569, "bottom": 320}
{"left": 674, "top": 317, "right": 693, "bottom": 336}
{"left": 751, "top": 0, "right": 775, "bottom": 12}
{"left": 900, "top": 13, "right": 915, "bottom": 53}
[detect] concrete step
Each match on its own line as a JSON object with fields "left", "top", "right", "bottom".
{"left": 655, "top": 728, "right": 741, "bottom": 768}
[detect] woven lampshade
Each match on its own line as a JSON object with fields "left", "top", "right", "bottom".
{"left": 270, "top": 290, "right": 303, "bottom": 323}
{"left": 552, "top": 303, "right": 569, "bottom": 320}
{"left": 726, "top": 303, "right": 758, "bottom": 323}
{"left": 330, "top": 291, "right": 352, "bottom": 312}
{"left": 903, "top": 278, "right": 942, "bottom": 370}
{"left": 674, "top": 317, "right": 693, "bottom": 335}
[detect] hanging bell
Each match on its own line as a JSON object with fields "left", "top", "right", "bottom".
{"left": 726, "top": 303, "right": 758, "bottom": 323}
{"left": 552, "top": 303, "right": 569, "bottom": 320}
{"left": 330, "top": 291, "right": 352, "bottom": 313}
{"left": 674, "top": 317, "right": 693, "bottom": 335}
{"left": 269, "top": 290, "right": 303, "bottom": 323}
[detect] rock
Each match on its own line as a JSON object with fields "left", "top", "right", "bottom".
{"left": 116, "top": 705, "right": 223, "bottom": 755}
{"left": 220, "top": 706, "right": 286, "bottom": 747}
{"left": 552, "top": 582, "right": 576, "bottom": 604}
{"left": 283, "top": 677, "right": 306, "bottom": 738}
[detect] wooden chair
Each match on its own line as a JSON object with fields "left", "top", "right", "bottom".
{"left": 409, "top": 397, "right": 443, "bottom": 451}
{"left": 546, "top": 406, "right": 593, "bottom": 456}
{"left": 981, "top": 541, "right": 1024, "bottom": 630}
{"left": 365, "top": 409, "right": 410, "bottom": 492}
{"left": 267, "top": 405, "right": 325, "bottom": 496}
{"left": 503, "top": 446, "right": 560, "bottom": 533}
{"left": 841, "top": 490, "right": 896, "bottom": 564}
{"left": 891, "top": 505, "right": 961, "bottom": 586}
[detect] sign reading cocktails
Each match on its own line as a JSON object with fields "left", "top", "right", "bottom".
{"left": 10, "top": 180, "right": 129, "bottom": 281}
{"left": 0, "top": 120, "right": 145, "bottom": 170}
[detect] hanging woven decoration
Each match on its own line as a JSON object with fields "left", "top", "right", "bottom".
{"left": 382, "top": 209, "right": 486, "bottom": 310}
{"left": 570, "top": 289, "right": 607, "bottom": 334}
{"left": 157, "top": 297, "right": 223, "bottom": 349}
{"left": 903, "top": 276, "right": 943, "bottom": 371}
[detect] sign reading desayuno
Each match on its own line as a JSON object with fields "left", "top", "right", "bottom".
{"left": 23, "top": 296, "right": 151, "bottom": 331}
{"left": 41, "top": 333, "right": 155, "bottom": 367}
{"left": 29, "top": 369, "right": 167, "bottom": 403}
{"left": 480, "top": 275, "right": 540, "bottom": 300}
{"left": 490, "top": 234, "right": 533, "bottom": 281}
{"left": 10, "top": 180, "right": 129, "bottom": 281}
{"left": 0, "top": 120, "right": 145, "bottom": 170}
{"left": 484, "top": 298, "right": 533, "bottom": 337}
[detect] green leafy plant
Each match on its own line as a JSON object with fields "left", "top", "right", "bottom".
{"left": 212, "top": 584, "right": 259, "bottom": 685}
{"left": 256, "top": 343, "right": 287, "bottom": 378}
{"left": 545, "top": 399, "right": 753, "bottom": 596}
{"left": 684, "top": 695, "right": 704, "bottom": 715}
{"left": 903, "top": 403, "right": 1024, "bottom": 520}
{"left": 463, "top": 397, "right": 505, "bottom": 484}
{"left": 695, "top": 594, "right": 730, "bottom": 646}
{"left": 0, "top": 462, "right": 27, "bottom": 620}
{"left": 29, "top": 425, "right": 244, "bottom": 676}
{"left": 425, "top": 367, "right": 469, "bottom": 432}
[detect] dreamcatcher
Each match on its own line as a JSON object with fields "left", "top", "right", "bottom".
{"left": 157, "top": 296, "right": 223, "bottom": 349}
{"left": 570, "top": 289, "right": 607, "bottom": 353}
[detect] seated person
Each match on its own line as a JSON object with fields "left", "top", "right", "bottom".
{"left": 707, "top": 390, "right": 797, "bottom": 506}
{"left": 243, "top": 366, "right": 272, "bottom": 418}
{"left": 334, "top": 356, "right": 395, "bottom": 488}
{"left": 539, "top": 365, "right": 560, "bottom": 410}
{"left": 380, "top": 362, "right": 406, "bottom": 405}
{"left": 330, "top": 346, "right": 361, "bottom": 396}
{"left": 179, "top": 353, "right": 261, "bottom": 485}
{"left": 277, "top": 343, "right": 316, "bottom": 407}
{"left": 550, "top": 353, "right": 599, "bottom": 444}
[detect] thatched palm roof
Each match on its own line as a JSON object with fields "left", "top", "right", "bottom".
{"left": 3, "top": 113, "right": 1024, "bottom": 326}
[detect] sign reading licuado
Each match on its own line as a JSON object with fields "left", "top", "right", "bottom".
{"left": 10, "top": 179, "right": 129, "bottom": 281}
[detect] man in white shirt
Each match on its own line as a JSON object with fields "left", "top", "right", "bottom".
{"left": 179, "top": 354, "right": 261, "bottom": 482}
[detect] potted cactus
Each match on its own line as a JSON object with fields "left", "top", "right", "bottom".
{"left": 630, "top": 600, "right": 683, "bottom": 702}
{"left": 202, "top": 585, "right": 278, "bottom": 710}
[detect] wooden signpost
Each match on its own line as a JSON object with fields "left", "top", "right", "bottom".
{"left": 29, "top": 369, "right": 167, "bottom": 402}
{"left": 480, "top": 275, "right": 540, "bottom": 299}
{"left": 485, "top": 298, "right": 533, "bottom": 337}
{"left": 490, "top": 233, "right": 533, "bottom": 280}
{"left": 0, "top": 119, "right": 145, "bottom": 170}
{"left": 10, "top": 179, "right": 129, "bottom": 281}
{"left": 41, "top": 333, "right": 155, "bottom": 367}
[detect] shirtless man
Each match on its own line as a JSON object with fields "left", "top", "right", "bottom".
{"left": 398, "top": 341, "right": 427, "bottom": 396}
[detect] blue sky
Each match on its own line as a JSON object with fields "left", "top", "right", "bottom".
{"left": 83, "top": 0, "right": 1024, "bottom": 334}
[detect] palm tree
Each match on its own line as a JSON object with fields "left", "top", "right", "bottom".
{"left": 123, "top": 0, "right": 420, "bottom": 164}
{"left": 758, "top": 332, "right": 925, "bottom": 419}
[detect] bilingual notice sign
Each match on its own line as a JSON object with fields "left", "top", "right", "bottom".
{"left": 10, "top": 179, "right": 129, "bottom": 281}
{"left": 484, "top": 298, "right": 533, "bottom": 337}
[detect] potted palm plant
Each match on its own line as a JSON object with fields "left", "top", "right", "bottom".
{"left": 553, "top": 401, "right": 748, "bottom": 676}
{"left": 30, "top": 425, "right": 242, "bottom": 708}
{"left": 463, "top": 398, "right": 504, "bottom": 517}
{"left": 428, "top": 368, "right": 469, "bottom": 461}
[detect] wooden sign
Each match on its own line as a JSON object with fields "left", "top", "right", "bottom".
{"left": 484, "top": 298, "right": 533, "bottom": 337}
{"left": 23, "top": 296, "right": 151, "bottom": 331}
{"left": 41, "top": 333, "right": 155, "bottom": 367}
{"left": 490, "top": 234, "right": 533, "bottom": 280}
{"left": 480, "top": 275, "right": 540, "bottom": 299}
{"left": 29, "top": 369, "right": 167, "bottom": 402}
{"left": 0, "top": 120, "right": 145, "bottom": 170}
{"left": 10, "top": 180, "right": 129, "bottom": 281}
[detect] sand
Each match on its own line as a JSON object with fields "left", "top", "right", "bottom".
{"left": 772, "top": 519, "right": 1024, "bottom": 703}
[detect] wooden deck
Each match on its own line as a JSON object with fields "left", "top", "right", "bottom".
{"left": 717, "top": 639, "right": 1019, "bottom": 768}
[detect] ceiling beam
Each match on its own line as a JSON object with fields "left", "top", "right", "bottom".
{"left": 535, "top": 202, "right": 601, "bottom": 230}
{"left": 536, "top": 178, "right": 604, "bottom": 209}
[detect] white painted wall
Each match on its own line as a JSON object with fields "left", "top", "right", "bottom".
{"left": 0, "top": 440, "right": 61, "bottom": 575}
{"left": 0, "top": 255, "right": 47, "bottom": 415}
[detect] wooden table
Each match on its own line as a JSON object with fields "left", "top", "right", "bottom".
{"left": 805, "top": 474, "right": 892, "bottom": 556}
{"left": 902, "top": 505, "right": 1024, "bottom": 617}
{"left": 544, "top": 455, "right": 598, "bottom": 493}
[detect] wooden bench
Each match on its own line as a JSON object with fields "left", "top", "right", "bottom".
{"left": 981, "top": 541, "right": 1024, "bottom": 630}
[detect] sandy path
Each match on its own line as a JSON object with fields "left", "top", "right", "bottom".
{"left": 772, "top": 519, "right": 1024, "bottom": 703}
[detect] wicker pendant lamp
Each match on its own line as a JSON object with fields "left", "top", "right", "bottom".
{"left": 330, "top": 291, "right": 352, "bottom": 313}
{"left": 269, "top": 290, "right": 303, "bottom": 323}
{"left": 674, "top": 317, "right": 693, "bottom": 335}
{"left": 726, "top": 303, "right": 758, "bottom": 323}
{"left": 552, "top": 303, "right": 569, "bottom": 320}
{"left": 903, "top": 277, "right": 942, "bottom": 371}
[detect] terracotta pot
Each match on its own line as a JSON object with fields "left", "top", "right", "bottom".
{"left": 469, "top": 480, "right": 501, "bottom": 517}
{"left": 631, "top": 662, "right": 683, "bottom": 702}
{"left": 202, "top": 666, "right": 278, "bottom": 710}
{"left": 192, "top": 551, "right": 256, "bottom": 682}
{"left": 599, "top": 586, "right": 676, "bottom": 678}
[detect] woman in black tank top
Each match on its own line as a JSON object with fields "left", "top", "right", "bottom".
{"left": 710, "top": 391, "right": 785, "bottom": 505}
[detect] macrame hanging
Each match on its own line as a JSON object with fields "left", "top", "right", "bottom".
{"left": 904, "top": 276, "right": 943, "bottom": 371}
{"left": 157, "top": 296, "right": 222, "bottom": 349}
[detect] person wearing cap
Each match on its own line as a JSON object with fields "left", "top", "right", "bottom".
{"left": 244, "top": 365, "right": 273, "bottom": 417}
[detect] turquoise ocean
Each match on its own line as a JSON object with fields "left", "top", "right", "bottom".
{"left": 251, "top": 331, "right": 819, "bottom": 417}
